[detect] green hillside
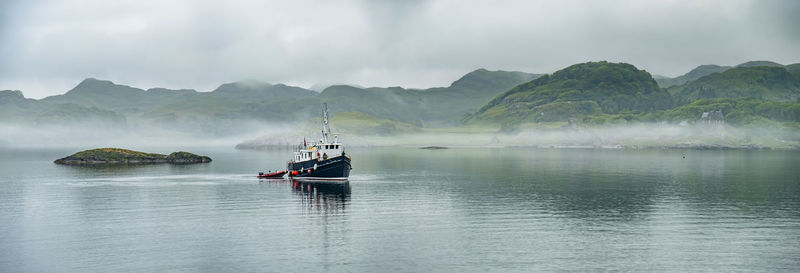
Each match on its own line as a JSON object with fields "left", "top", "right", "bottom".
{"left": 661, "top": 98, "right": 800, "bottom": 126}
{"left": 330, "top": 111, "right": 421, "bottom": 136}
{"left": 577, "top": 97, "right": 800, "bottom": 126}
{"left": 210, "top": 80, "right": 317, "bottom": 100}
{"left": 319, "top": 69, "right": 540, "bottom": 125}
{"left": 0, "top": 90, "right": 38, "bottom": 121}
{"left": 786, "top": 63, "right": 800, "bottom": 74}
{"left": 144, "top": 81, "right": 319, "bottom": 124}
{"left": 0, "top": 69, "right": 538, "bottom": 135}
{"left": 655, "top": 61, "right": 791, "bottom": 88}
{"left": 669, "top": 66, "right": 800, "bottom": 104}
{"left": 656, "top": 64, "right": 731, "bottom": 88}
{"left": 736, "top": 60, "right": 784, "bottom": 68}
{"left": 4, "top": 60, "right": 800, "bottom": 141}
{"left": 142, "top": 69, "right": 537, "bottom": 128}
{"left": 320, "top": 85, "right": 421, "bottom": 122}
{"left": 0, "top": 90, "right": 28, "bottom": 105}
{"left": 33, "top": 103, "right": 128, "bottom": 128}
{"left": 41, "top": 78, "right": 196, "bottom": 114}
{"left": 470, "top": 61, "right": 672, "bottom": 124}
{"left": 37, "top": 78, "right": 318, "bottom": 126}
{"left": 1, "top": 89, "right": 127, "bottom": 127}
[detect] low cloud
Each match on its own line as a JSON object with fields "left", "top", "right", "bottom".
{"left": 1, "top": 0, "right": 799, "bottom": 98}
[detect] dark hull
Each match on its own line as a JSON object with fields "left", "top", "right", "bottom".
{"left": 287, "top": 155, "right": 351, "bottom": 178}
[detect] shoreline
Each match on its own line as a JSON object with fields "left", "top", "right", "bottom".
{"left": 234, "top": 143, "right": 798, "bottom": 151}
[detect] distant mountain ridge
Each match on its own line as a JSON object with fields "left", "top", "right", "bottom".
{"left": 785, "top": 63, "right": 800, "bottom": 74}
{"left": 736, "top": 61, "right": 785, "bottom": 68}
{"left": 0, "top": 90, "right": 35, "bottom": 120}
{"left": 0, "top": 69, "right": 540, "bottom": 132}
{"left": 211, "top": 80, "right": 317, "bottom": 99}
{"left": 319, "top": 69, "right": 541, "bottom": 125}
{"left": 668, "top": 66, "right": 800, "bottom": 104}
{"left": 656, "top": 65, "right": 731, "bottom": 88}
{"left": 656, "top": 60, "right": 799, "bottom": 88}
{"left": 3, "top": 60, "right": 800, "bottom": 137}
{"left": 41, "top": 78, "right": 198, "bottom": 115}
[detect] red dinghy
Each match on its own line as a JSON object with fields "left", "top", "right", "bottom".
{"left": 258, "top": 170, "right": 287, "bottom": 179}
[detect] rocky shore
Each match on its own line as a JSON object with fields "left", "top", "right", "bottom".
{"left": 54, "top": 148, "right": 212, "bottom": 165}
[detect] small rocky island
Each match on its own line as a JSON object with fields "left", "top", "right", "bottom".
{"left": 54, "top": 148, "right": 212, "bottom": 165}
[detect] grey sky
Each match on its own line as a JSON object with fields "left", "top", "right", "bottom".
{"left": 1, "top": 0, "right": 798, "bottom": 98}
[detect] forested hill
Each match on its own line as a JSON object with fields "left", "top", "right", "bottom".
{"left": 466, "top": 61, "right": 800, "bottom": 128}
{"left": 787, "top": 63, "right": 800, "bottom": 74}
{"left": 469, "top": 61, "right": 672, "bottom": 123}
{"left": 655, "top": 60, "right": 797, "bottom": 88}
{"left": 668, "top": 66, "right": 800, "bottom": 104}
{"left": 655, "top": 65, "right": 731, "bottom": 88}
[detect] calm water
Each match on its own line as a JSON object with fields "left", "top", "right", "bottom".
{"left": 0, "top": 147, "right": 799, "bottom": 272}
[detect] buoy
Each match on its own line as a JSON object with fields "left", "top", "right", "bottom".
{"left": 291, "top": 171, "right": 298, "bottom": 175}
{"left": 307, "top": 169, "right": 312, "bottom": 173}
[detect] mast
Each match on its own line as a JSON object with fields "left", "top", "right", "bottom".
{"left": 322, "top": 103, "right": 331, "bottom": 143}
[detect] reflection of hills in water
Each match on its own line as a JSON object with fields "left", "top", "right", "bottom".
{"left": 292, "top": 180, "right": 350, "bottom": 214}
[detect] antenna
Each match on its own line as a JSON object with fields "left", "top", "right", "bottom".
{"left": 322, "top": 103, "right": 331, "bottom": 142}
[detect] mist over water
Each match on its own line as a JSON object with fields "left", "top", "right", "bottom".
{"left": 3, "top": 120, "right": 799, "bottom": 150}
{"left": 0, "top": 120, "right": 298, "bottom": 148}
{"left": 504, "top": 124, "right": 800, "bottom": 148}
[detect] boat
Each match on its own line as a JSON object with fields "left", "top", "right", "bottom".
{"left": 286, "top": 103, "right": 351, "bottom": 179}
{"left": 258, "top": 170, "right": 287, "bottom": 179}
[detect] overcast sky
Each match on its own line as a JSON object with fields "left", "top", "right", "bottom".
{"left": 1, "top": 0, "right": 799, "bottom": 98}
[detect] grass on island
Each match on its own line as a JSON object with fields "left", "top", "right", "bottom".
{"left": 58, "top": 148, "right": 210, "bottom": 164}
{"left": 71, "top": 148, "right": 167, "bottom": 160}
{"left": 166, "top": 151, "right": 205, "bottom": 160}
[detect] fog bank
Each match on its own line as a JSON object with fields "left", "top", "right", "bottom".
{"left": 290, "top": 123, "right": 800, "bottom": 150}
{"left": 0, "top": 119, "right": 300, "bottom": 149}
{"left": 3, "top": 120, "right": 799, "bottom": 151}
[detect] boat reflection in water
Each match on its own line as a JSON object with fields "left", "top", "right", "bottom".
{"left": 292, "top": 179, "right": 350, "bottom": 214}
